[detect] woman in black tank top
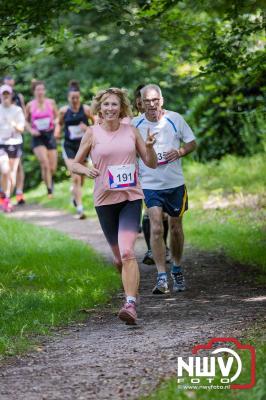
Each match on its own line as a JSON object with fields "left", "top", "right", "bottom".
{"left": 55, "top": 81, "right": 95, "bottom": 219}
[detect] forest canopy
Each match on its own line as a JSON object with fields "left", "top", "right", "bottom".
{"left": 0, "top": 0, "right": 265, "bottom": 165}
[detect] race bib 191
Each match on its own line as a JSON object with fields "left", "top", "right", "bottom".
{"left": 68, "top": 125, "right": 84, "bottom": 140}
{"left": 108, "top": 164, "right": 137, "bottom": 189}
{"left": 34, "top": 117, "right": 50, "bottom": 131}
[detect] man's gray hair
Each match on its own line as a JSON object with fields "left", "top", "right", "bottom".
{"left": 140, "top": 84, "right": 162, "bottom": 99}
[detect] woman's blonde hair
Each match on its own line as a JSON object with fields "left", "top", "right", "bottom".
{"left": 91, "top": 87, "right": 132, "bottom": 118}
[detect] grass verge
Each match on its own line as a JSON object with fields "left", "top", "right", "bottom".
{"left": 26, "top": 178, "right": 96, "bottom": 217}
{"left": 0, "top": 214, "right": 120, "bottom": 359}
{"left": 183, "top": 153, "right": 265, "bottom": 205}
{"left": 184, "top": 208, "right": 266, "bottom": 274}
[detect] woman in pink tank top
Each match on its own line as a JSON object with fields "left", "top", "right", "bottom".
{"left": 72, "top": 88, "right": 157, "bottom": 325}
{"left": 25, "top": 80, "right": 58, "bottom": 198}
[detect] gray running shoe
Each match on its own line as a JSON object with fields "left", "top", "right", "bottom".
{"left": 152, "top": 278, "right": 170, "bottom": 294}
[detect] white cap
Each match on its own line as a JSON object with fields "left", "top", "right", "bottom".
{"left": 0, "top": 84, "right": 13, "bottom": 95}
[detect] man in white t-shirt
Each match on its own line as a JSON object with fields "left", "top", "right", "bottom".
{"left": 132, "top": 84, "right": 196, "bottom": 294}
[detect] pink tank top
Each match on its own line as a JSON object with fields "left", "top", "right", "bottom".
{"left": 31, "top": 99, "right": 55, "bottom": 131}
{"left": 90, "top": 123, "right": 144, "bottom": 206}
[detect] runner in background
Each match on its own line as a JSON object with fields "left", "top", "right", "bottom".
{"left": 72, "top": 88, "right": 157, "bottom": 325}
{"left": 0, "top": 149, "right": 9, "bottom": 210}
{"left": 0, "top": 84, "right": 25, "bottom": 212}
{"left": 25, "top": 80, "right": 58, "bottom": 198}
{"left": 3, "top": 76, "right": 26, "bottom": 205}
{"left": 132, "top": 84, "right": 196, "bottom": 294}
{"left": 55, "top": 80, "right": 95, "bottom": 219}
{"left": 133, "top": 85, "right": 171, "bottom": 265}
{"left": 133, "top": 84, "right": 145, "bottom": 115}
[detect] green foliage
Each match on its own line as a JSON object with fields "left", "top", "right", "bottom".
{"left": 0, "top": 214, "right": 120, "bottom": 357}
{"left": 144, "top": 1, "right": 266, "bottom": 160}
{"left": 186, "top": 74, "right": 265, "bottom": 160}
{"left": 1, "top": 0, "right": 265, "bottom": 179}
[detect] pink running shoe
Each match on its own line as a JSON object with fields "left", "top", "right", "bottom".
{"left": 118, "top": 302, "right": 137, "bottom": 325}
{"left": 3, "top": 198, "right": 13, "bottom": 213}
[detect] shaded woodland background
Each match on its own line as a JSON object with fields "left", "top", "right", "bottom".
{"left": 0, "top": 0, "right": 265, "bottom": 187}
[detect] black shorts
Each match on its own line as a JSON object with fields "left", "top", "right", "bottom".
{"left": 0, "top": 144, "right": 23, "bottom": 159}
{"left": 95, "top": 199, "right": 142, "bottom": 246}
{"left": 63, "top": 140, "right": 81, "bottom": 159}
{"left": 32, "top": 131, "right": 57, "bottom": 150}
{"left": 143, "top": 185, "right": 188, "bottom": 217}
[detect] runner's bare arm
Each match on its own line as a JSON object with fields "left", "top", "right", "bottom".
{"left": 51, "top": 99, "right": 59, "bottom": 125}
{"left": 25, "top": 102, "right": 40, "bottom": 136}
{"left": 13, "top": 108, "right": 25, "bottom": 133}
{"left": 165, "top": 140, "right": 197, "bottom": 162}
{"left": 18, "top": 93, "right": 26, "bottom": 115}
{"left": 133, "top": 127, "right": 157, "bottom": 169}
{"left": 54, "top": 106, "right": 67, "bottom": 139}
{"left": 71, "top": 128, "right": 100, "bottom": 178}
{"left": 50, "top": 99, "right": 59, "bottom": 139}
{"left": 78, "top": 105, "right": 94, "bottom": 132}
{"left": 84, "top": 104, "right": 96, "bottom": 125}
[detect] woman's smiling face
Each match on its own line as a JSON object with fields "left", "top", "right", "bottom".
{"left": 100, "top": 94, "right": 121, "bottom": 121}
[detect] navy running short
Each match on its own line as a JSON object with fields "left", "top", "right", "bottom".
{"left": 32, "top": 130, "right": 57, "bottom": 150}
{"left": 63, "top": 139, "right": 81, "bottom": 159}
{"left": 143, "top": 185, "right": 188, "bottom": 217}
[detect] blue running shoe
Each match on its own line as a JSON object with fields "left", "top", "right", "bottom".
{"left": 171, "top": 271, "right": 186, "bottom": 292}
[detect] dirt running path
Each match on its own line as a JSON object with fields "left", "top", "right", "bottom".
{"left": 0, "top": 205, "right": 265, "bottom": 400}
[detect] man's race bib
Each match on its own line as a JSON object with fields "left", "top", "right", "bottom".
{"left": 34, "top": 117, "right": 50, "bottom": 131}
{"left": 108, "top": 164, "right": 137, "bottom": 189}
{"left": 154, "top": 144, "right": 169, "bottom": 166}
{"left": 68, "top": 125, "right": 84, "bottom": 140}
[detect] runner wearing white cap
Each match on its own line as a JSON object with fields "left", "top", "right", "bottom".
{"left": 3, "top": 75, "right": 26, "bottom": 205}
{"left": 0, "top": 84, "right": 25, "bottom": 212}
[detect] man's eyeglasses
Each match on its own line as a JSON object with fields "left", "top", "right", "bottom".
{"left": 143, "top": 98, "right": 161, "bottom": 105}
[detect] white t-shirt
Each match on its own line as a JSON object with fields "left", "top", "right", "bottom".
{"left": 0, "top": 104, "right": 25, "bottom": 145}
{"left": 132, "top": 110, "right": 195, "bottom": 190}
